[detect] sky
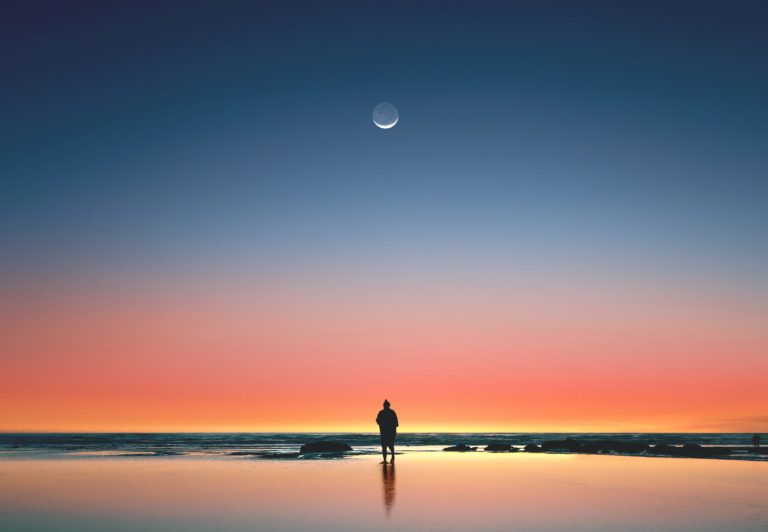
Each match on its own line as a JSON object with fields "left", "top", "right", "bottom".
{"left": 1, "top": 1, "right": 767, "bottom": 432}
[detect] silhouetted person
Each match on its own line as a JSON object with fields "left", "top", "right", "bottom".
{"left": 753, "top": 434, "right": 761, "bottom": 448}
{"left": 376, "top": 399, "right": 398, "bottom": 463}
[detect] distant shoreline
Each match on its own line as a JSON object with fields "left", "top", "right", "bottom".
{"left": 1, "top": 432, "right": 764, "bottom": 462}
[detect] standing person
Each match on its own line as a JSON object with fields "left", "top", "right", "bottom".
{"left": 752, "top": 434, "right": 761, "bottom": 448}
{"left": 376, "top": 399, "right": 399, "bottom": 464}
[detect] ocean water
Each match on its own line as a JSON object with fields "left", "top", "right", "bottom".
{"left": 0, "top": 432, "right": 762, "bottom": 459}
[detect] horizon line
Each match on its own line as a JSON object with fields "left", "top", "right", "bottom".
{"left": 0, "top": 430, "right": 759, "bottom": 435}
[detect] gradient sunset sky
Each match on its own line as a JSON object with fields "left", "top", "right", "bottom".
{"left": 1, "top": 1, "right": 766, "bottom": 432}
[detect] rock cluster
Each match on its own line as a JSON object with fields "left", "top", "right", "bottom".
{"left": 443, "top": 444, "right": 478, "bottom": 452}
{"left": 524, "top": 444, "right": 544, "bottom": 453}
{"left": 484, "top": 443, "right": 516, "bottom": 452}
{"left": 522, "top": 439, "right": 736, "bottom": 458}
{"left": 647, "top": 443, "right": 731, "bottom": 457}
{"left": 539, "top": 439, "right": 649, "bottom": 453}
{"left": 293, "top": 438, "right": 747, "bottom": 459}
{"left": 299, "top": 441, "right": 353, "bottom": 454}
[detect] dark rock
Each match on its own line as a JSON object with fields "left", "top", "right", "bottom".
{"left": 443, "top": 444, "right": 477, "bottom": 452}
{"left": 541, "top": 439, "right": 582, "bottom": 452}
{"left": 648, "top": 444, "right": 680, "bottom": 455}
{"left": 593, "top": 440, "right": 650, "bottom": 453}
{"left": 680, "top": 443, "right": 732, "bottom": 456}
{"left": 703, "top": 447, "right": 732, "bottom": 456}
{"left": 299, "top": 441, "right": 353, "bottom": 454}
{"left": 579, "top": 443, "right": 601, "bottom": 453}
{"left": 524, "top": 444, "right": 544, "bottom": 453}
{"left": 648, "top": 443, "right": 732, "bottom": 457}
{"left": 484, "top": 443, "right": 515, "bottom": 452}
{"left": 537, "top": 439, "right": 650, "bottom": 454}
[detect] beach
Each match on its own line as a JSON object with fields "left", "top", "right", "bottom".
{"left": 2, "top": 439, "right": 766, "bottom": 531}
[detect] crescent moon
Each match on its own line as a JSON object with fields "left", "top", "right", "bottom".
{"left": 375, "top": 117, "right": 398, "bottom": 129}
{"left": 372, "top": 102, "right": 399, "bottom": 129}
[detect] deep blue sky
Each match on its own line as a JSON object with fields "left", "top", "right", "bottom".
{"left": 2, "top": 1, "right": 767, "bottom": 289}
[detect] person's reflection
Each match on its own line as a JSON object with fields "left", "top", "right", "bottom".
{"left": 381, "top": 463, "right": 395, "bottom": 515}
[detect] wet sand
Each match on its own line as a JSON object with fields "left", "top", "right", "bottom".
{"left": 1, "top": 452, "right": 766, "bottom": 531}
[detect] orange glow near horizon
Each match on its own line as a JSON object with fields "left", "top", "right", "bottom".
{"left": 2, "top": 271, "right": 766, "bottom": 433}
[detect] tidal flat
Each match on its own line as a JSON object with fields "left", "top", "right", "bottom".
{"left": 1, "top": 450, "right": 766, "bottom": 531}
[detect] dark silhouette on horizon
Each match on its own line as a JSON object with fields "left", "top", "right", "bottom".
{"left": 753, "top": 434, "right": 761, "bottom": 448}
{"left": 376, "top": 399, "right": 399, "bottom": 464}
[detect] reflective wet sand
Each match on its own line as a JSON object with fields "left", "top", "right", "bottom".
{"left": 1, "top": 452, "right": 766, "bottom": 531}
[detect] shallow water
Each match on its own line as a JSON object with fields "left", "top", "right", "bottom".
{"left": 1, "top": 452, "right": 766, "bottom": 531}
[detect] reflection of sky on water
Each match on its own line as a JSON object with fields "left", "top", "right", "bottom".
{"left": 1, "top": 453, "right": 766, "bottom": 531}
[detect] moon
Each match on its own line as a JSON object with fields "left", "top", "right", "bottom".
{"left": 372, "top": 102, "right": 399, "bottom": 129}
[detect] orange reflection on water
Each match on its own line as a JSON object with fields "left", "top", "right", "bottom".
{"left": 0, "top": 453, "right": 766, "bottom": 531}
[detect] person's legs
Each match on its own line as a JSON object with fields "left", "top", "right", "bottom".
{"left": 380, "top": 442, "right": 387, "bottom": 463}
{"left": 388, "top": 443, "right": 395, "bottom": 463}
